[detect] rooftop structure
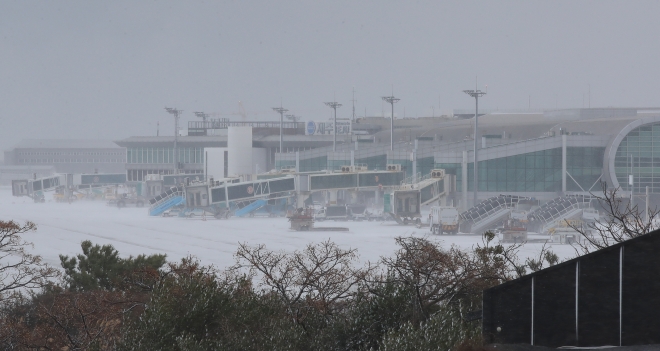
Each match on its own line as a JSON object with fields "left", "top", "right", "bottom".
{"left": 4, "top": 139, "right": 126, "bottom": 175}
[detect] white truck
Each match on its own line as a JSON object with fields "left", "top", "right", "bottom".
{"left": 315, "top": 205, "right": 353, "bottom": 221}
{"left": 429, "top": 206, "right": 460, "bottom": 235}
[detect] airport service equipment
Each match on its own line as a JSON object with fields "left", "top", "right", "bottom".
{"left": 315, "top": 205, "right": 353, "bottom": 221}
{"left": 429, "top": 206, "right": 460, "bottom": 235}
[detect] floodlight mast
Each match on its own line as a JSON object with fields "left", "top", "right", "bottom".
{"left": 324, "top": 102, "right": 342, "bottom": 151}
{"left": 463, "top": 89, "right": 486, "bottom": 206}
{"left": 165, "top": 107, "right": 183, "bottom": 174}
{"left": 381, "top": 96, "right": 400, "bottom": 151}
{"left": 272, "top": 107, "right": 289, "bottom": 153}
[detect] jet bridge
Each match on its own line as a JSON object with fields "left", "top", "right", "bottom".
{"left": 12, "top": 175, "right": 68, "bottom": 201}
{"left": 12, "top": 173, "right": 128, "bottom": 200}
{"left": 155, "top": 170, "right": 438, "bottom": 217}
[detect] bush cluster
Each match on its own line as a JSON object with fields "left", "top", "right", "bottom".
{"left": 0, "top": 234, "right": 555, "bottom": 351}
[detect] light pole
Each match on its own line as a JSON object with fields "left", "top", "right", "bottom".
{"left": 165, "top": 107, "right": 183, "bottom": 174}
{"left": 382, "top": 96, "right": 400, "bottom": 150}
{"left": 463, "top": 89, "right": 486, "bottom": 206}
{"left": 324, "top": 101, "right": 342, "bottom": 151}
{"left": 272, "top": 106, "right": 289, "bottom": 153}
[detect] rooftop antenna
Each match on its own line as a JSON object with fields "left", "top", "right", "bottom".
{"left": 463, "top": 77, "right": 486, "bottom": 207}
{"left": 351, "top": 87, "right": 357, "bottom": 121}
{"left": 285, "top": 114, "right": 300, "bottom": 123}
{"left": 238, "top": 101, "right": 247, "bottom": 119}
{"left": 194, "top": 111, "right": 209, "bottom": 123}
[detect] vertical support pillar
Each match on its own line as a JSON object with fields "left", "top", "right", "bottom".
{"left": 619, "top": 246, "right": 624, "bottom": 347}
{"left": 329, "top": 190, "right": 338, "bottom": 205}
{"left": 462, "top": 150, "right": 468, "bottom": 209}
{"left": 355, "top": 140, "right": 359, "bottom": 151}
{"left": 375, "top": 189, "right": 380, "bottom": 206}
{"left": 576, "top": 261, "right": 579, "bottom": 344}
{"left": 646, "top": 186, "right": 649, "bottom": 223}
{"left": 412, "top": 139, "right": 418, "bottom": 183}
{"left": 295, "top": 151, "right": 300, "bottom": 173}
{"left": 531, "top": 276, "right": 535, "bottom": 345}
{"left": 351, "top": 150, "right": 355, "bottom": 167}
{"left": 349, "top": 190, "right": 358, "bottom": 204}
{"left": 412, "top": 150, "right": 417, "bottom": 184}
{"left": 297, "top": 192, "right": 310, "bottom": 209}
{"left": 562, "top": 134, "right": 567, "bottom": 193}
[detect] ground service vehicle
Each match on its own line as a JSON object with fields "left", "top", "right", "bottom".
{"left": 315, "top": 205, "right": 353, "bottom": 221}
{"left": 429, "top": 206, "right": 460, "bottom": 235}
{"left": 109, "top": 193, "right": 146, "bottom": 208}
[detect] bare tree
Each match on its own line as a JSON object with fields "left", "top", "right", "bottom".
{"left": 234, "top": 240, "right": 369, "bottom": 329}
{"left": 0, "top": 221, "right": 58, "bottom": 300}
{"left": 379, "top": 236, "right": 470, "bottom": 322}
{"left": 569, "top": 183, "right": 660, "bottom": 255}
{"left": 0, "top": 289, "right": 129, "bottom": 350}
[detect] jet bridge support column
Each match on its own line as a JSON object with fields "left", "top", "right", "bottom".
{"left": 296, "top": 151, "right": 300, "bottom": 173}
{"left": 329, "top": 190, "right": 338, "bottom": 205}
{"left": 412, "top": 150, "right": 417, "bottom": 184}
{"left": 412, "top": 139, "right": 418, "bottom": 183}
{"left": 296, "top": 191, "right": 311, "bottom": 209}
{"left": 348, "top": 190, "right": 359, "bottom": 204}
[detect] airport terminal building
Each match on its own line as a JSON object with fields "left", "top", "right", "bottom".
{"left": 109, "top": 108, "right": 660, "bottom": 207}
{"left": 270, "top": 108, "right": 660, "bottom": 206}
{"left": 7, "top": 108, "right": 660, "bottom": 208}
{"left": 3, "top": 139, "right": 126, "bottom": 180}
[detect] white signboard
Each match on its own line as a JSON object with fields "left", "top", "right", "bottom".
{"left": 305, "top": 120, "right": 352, "bottom": 135}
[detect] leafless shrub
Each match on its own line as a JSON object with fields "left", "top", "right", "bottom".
{"left": 234, "top": 239, "right": 371, "bottom": 328}
{"left": 0, "top": 221, "right": 59, "bottom": 301}
{"left": 569, "top": 183, "right": 660, "bottom": 255}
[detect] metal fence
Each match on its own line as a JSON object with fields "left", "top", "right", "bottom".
{"left": 483, "top": 230, "right": 660, "bottom": 347}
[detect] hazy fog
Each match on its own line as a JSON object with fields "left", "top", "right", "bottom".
{"left": 1, "top": 1, "right": 659, "bottom": 154}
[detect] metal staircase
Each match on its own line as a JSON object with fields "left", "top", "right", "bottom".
{"left": 528, "top": 195, "right": 595, "bottom": 233}
{"left": 148, "top": 186, "right": 185, "bottom": 216}
{"left": 460, "top": 195, "right": 530, "bottom": 234}
{"left": 234, "top": 199, "right": 268, "bottom": 217}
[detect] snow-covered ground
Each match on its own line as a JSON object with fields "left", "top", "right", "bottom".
{"left": 1, "top": 187, "right": 578, "bottom": 271}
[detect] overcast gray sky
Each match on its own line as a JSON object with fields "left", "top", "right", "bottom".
{"left": 1, "top": 1, "right": 659, "bottom": 153}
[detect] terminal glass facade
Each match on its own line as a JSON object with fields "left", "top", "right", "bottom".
{"left": 127, "top": 147, "right": 204, "bottom": 164}
{"left": 614, "top": 122, "right": 660, "bottom": 193}
{"left": 439, "top": 147, "right": 604, "bottom": 192}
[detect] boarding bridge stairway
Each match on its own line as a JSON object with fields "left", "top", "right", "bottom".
{"left": 234, "top": 199, "right": 268, "bottom": 217}
{"left": 539, "top": 207, "right": 584, "bottom": 234}
{"left": 460, "top": 195, "right": 530, "bottom": 234}
{"left": 527, "top": 195, "right": 595, "bottom": 234}
{"left": 148, "top": 186, "right": 185, "bottom": 216}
